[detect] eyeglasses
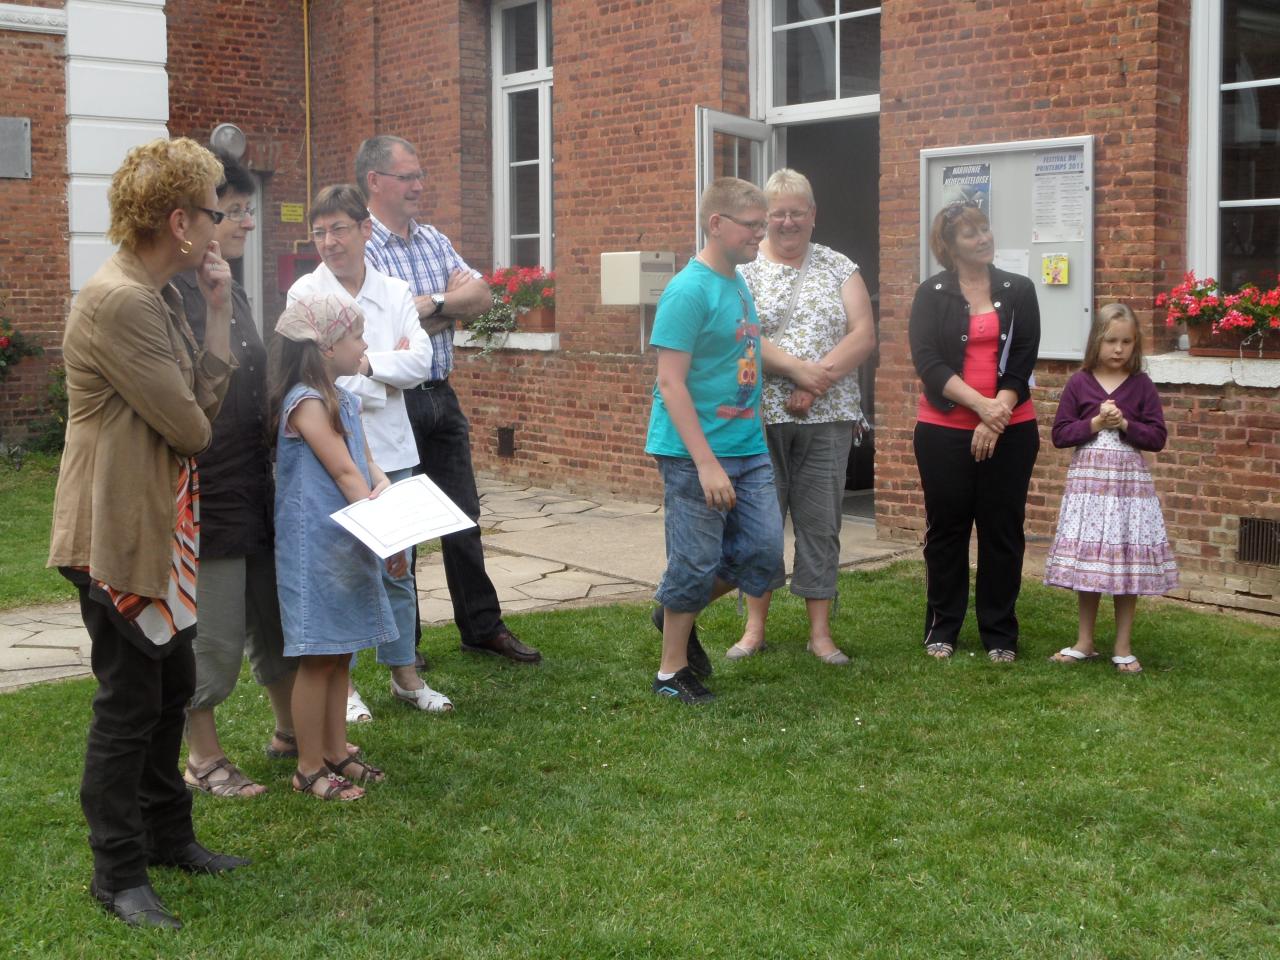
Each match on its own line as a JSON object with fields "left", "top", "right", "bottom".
{"left": 194, "top": 206, "right": 226, "bottom": 225}
{"left": 222, "top": 203, "right": 256, "bottom": 223}
{"left": 310, "top": 221, "right": 360, "bottom": 242}
{"left": 720, "top": 213, "right": 768, "bottom": 234}
{"left": 374, "top": 170, "right": 426, "bottom": 184}
{"left": 942, "top": 200, "right": 980, "bottom": 223}
{"left": 767, "top": 209, "right": 811, "bottom": 223}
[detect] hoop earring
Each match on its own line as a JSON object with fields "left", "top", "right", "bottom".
{"left": 179, "top": 239, "right": 193, "bottom": 255}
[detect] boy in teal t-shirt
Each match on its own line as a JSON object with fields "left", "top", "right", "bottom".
{"left": 643, "top": 177, "right": 786, "bottom": 705}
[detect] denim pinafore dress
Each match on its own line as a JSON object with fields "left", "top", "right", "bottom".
{"left": 274, "top": 383, "right": 396, "bottom": 657}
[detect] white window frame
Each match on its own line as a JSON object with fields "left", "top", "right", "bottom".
{"left": 1188, "top": 0, "right": 1280, "bottom": 278}
{"left": 491, "top": 0, "right": 554, "bottom": 269}
{"left": 754, "top": 0, "right": 881, "bottom": 125}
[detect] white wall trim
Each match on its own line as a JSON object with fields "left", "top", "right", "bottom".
{"left": 0, "top": 2, "right": 67, "bottom": 34}
{"left": 1146, "top": 352, "right": 1280, "bottom": 389}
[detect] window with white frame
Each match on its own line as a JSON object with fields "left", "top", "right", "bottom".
{"left": 492, "top": 0, "right": 553, "bottom": 268}
{"left": 762, "top": 1, "right": 880, "bottom": 123}
{"left": 1191, "top": 0, "right": 1280, "bottom": 288}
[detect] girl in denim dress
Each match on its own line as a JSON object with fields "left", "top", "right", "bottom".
{"left": 269, "top": 293, "right": 402, "bottom": 800}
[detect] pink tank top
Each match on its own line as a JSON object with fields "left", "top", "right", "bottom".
{"left": 917, "top": 311, "right": 1036, "bottom": 430}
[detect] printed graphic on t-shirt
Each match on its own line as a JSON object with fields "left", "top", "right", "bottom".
{"left": 718, "top": 290, "right": 761, "bottom": 420}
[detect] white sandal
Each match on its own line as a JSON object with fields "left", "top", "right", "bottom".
{"left": 1111, "top": 655, "right": 1143, "bottom": 674}
{"left": 346, "top": 688, "right": 374, "bottom": 724}
{"left": 390, "top": 677, "right": 454, "bottom": 713}
{"left": 1050, "top": 647, "right": 1100, "bottom": 663}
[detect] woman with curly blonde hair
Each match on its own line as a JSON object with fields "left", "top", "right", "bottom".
{"left": 48, "top": 137, "right": 251, "bottom": 930}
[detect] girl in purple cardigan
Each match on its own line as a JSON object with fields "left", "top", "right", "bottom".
{"left": 1044, "top": 304, "right": 1178, "bottom": 674}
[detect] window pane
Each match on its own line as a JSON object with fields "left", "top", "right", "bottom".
{"left": 774, "top": 0, "right": 835, "bottom": 26}
{"left": 839, "top": 13, "right": 879, "bottom": 97}
{"left": 502, "top": 2, "right": 539, "bottom": 74}
{"left": 774, "top": 22, "right": 837, "bottom": 105}
{"left": 509, "top": 89, "right": 540, "bottom": 162}
{"left": 1219, "top": 207, "right": 1280, "bottom": 290}
{"left": 511, "top": 163, "right": 540, "bottom": 234}
{"left": 1220, "top": 86, "right": 1280, "bottom": 202}
{"left": 545, "top": 3, "right": 553, "bottom": 67}
{"left": 712, "top": 132, "right": 758, "bottom": 183}
{"left": 1222, "top": 0, "right": 1280, "bottom": 84}
{"left": 513, "top": 237, "right": 541, "bottom": 268}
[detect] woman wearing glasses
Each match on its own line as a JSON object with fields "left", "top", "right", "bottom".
{"left": 908, "top": 201, "right": 1041, "bottom": 663}
{"left": 736, "top": 169, "right": 876, "bottom": 664}
{"left": 48, "top": 138, "right": 249, "bottom": 929}
{"left": 173, "top": 152, "right": 301, "bottom": 798}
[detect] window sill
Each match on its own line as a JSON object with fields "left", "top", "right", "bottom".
{"left": 454, "top": 330, "right": 559, "bottom": 352}
{"left": 1146, "top": 351, "right": 1280, "bottom": 388}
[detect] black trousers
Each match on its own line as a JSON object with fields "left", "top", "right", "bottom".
{"left": 404, "top": 380, "right": 503, "bottom": 645}
{"left": 77, "top": 587, "right": 196, "bottom": 890}
{"left": 913, "top": 419, "right": 1040, "bottom": 652}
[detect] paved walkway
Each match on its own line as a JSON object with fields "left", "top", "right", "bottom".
{"left": 0, "top": 478, "right": 912, "bottom": 693}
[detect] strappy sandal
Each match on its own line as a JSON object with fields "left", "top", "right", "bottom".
{"left": 292, "top": 768, "right": 363, "bottom": 801}
{"left": 987, "top": 648, "right": 1017, "bottom": 663}
{"left": 184, "top": 757, "right": 265, "bottom": 798}
{"left": 924, "top": 642, "right": 954, "bottom": 659}
{"left": 266, "top": 730, "right": 361, "bottom": 760}
{"left": 327, "top": 753, "right": 385, "bottom": 785}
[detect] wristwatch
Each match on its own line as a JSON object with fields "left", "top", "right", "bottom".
{"left": 429, "top": 293, "right": 446, "bottom": 316}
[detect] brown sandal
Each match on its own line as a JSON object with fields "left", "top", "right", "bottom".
{"left": 292, "top": 768, "right": 364, "bottom": 801}
{"left": 266, "top": 730, "right": 361, "bottom": 761}
{"left": 184, "top": 757, "right": 265, "bottom": 798}
{"left": 327, "top": 753, "right": 385, "bottom": 785}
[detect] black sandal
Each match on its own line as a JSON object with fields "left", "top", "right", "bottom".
{"left": 292, "top": 768, "right": 363, "bottom": 801}
{"left": 327, "top": 753, "right": 385, "bottom": 785}
{"left": 265, "top": 730, "right": 298, "bottom": 759}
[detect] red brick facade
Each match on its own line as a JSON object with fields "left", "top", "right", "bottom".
{"left": 0, "top": 25, "right": 67, "bottom": 436}
{"left": 1, "top": 0, "right": 1275, "bottom": 612}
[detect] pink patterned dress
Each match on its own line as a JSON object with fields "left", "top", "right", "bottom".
{"left": 1044, "top": 370, "right": 1178, "bottom": 595}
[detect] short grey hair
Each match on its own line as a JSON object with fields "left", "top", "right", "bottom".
{"left": 354, "top": 135, "right": 417, "bottom": 197}
{"left": 764, "top": 168, "right": 815, "bottom": 208}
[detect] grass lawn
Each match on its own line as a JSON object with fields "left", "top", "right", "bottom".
{"left": 0, "top": 454, "right": 74, "bottom": 608}
{"left": 1, "top": 563, "right": 1277, "bottom": 959}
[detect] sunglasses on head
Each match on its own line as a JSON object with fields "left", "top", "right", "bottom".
{"left": 942, "top": 200, "right": 980, "bottom": 223}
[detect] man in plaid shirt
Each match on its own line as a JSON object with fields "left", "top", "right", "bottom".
{"left": 358, "top": 135, "right": 542, "bottom": 665}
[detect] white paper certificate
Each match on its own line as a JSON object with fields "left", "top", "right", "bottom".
{"left": 330, "top": 474, "right": 477, "bottom": 558}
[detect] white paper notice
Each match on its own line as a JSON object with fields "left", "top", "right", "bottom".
{"left": 330, "top": 474, "right": 476, "bottom": 559}
{"left": 994, "top": 248, "right": 1030, "bottom": 279}
{"left": 1031, "top": 149, "right": 1086, "bottom": 243}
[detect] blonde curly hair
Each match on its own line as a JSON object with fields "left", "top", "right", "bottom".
{"left": 107, "top": 137, "right": 223, "bottom": 250}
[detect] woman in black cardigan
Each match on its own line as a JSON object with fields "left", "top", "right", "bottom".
{"left": 908, "top": 202, "right": 1041, "bottom": 662}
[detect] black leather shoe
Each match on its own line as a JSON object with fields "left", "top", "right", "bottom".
{"left": 150, "top": 840, "right": 251, "bottom": 875}
{"left": 461, "top": 626, "right": 542, "bottom": 664}
{"left": 651, "top": 606, "right": 712, "bottom": 678}
{"left": 90, "top": 880, "right": 182, "bottom": 929}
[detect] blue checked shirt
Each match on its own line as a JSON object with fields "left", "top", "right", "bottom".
{"left": 366, "top": 215, "right": 481, "bottom": 380}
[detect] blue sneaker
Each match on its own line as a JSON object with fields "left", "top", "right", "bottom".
{"left": 652, "top": 667, "right": 715, "bottom": 705}
{"left": 651, "top": 607, "right": 712, "bottom": 678}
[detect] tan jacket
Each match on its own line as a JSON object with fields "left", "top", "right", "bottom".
{"left": 47, "top": 250, "right": 235, "bottom": 597}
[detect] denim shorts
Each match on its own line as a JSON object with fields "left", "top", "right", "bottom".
{"left": 654, "top": 453, "right": 784, "bottom": 612}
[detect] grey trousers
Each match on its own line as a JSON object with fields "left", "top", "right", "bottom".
{"left": 765, "top": 419, "right": 855, "bottom": 598}
{"left": 189, "top": 551, "right": 295, "bottom": 710}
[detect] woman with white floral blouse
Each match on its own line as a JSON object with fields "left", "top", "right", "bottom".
{"left": 736, "top": 168, "right": 877, "bottom": 665}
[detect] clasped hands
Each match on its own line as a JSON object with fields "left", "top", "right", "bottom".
{"left": 786, "top": 359, "right": 836, "bottom": 416}
{"left": 971, "top": 396, "right": 1012, "bottom": 462}
{"left": 1092, "top": 399, "right": 1127, "bottom": 433}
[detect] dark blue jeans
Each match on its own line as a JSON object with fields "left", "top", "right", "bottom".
{"left": 404, "top": 380, "right": 503, "bottom": 645}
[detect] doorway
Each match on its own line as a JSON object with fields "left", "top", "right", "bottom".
{"left": 782, "top": 116, "right": 880, "bottom": 516}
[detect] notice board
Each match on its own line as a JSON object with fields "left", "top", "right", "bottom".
{"left": 920, "top": 136, "right": 1094, "bottom": 360}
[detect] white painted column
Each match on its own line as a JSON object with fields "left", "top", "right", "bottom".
{"left": 65, "top": 0, "right": 168, "bottom": 291}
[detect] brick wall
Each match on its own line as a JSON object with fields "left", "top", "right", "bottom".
{"left": 877, "top": 0, "right": 1278, "bottom": 613}
{"left": 0, "top": 26, "right": 67, "bottom": 438}
{"left": 166, "top": 0, "right": 311, "bottom": 327}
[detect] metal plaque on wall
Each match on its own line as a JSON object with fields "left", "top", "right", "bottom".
{"left": 0, "top": 118, "right": 33, "bottom": 179}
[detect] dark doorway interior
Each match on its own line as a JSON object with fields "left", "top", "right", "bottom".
{"left": 784, "top": 116, "right": 880, "bottom": 506}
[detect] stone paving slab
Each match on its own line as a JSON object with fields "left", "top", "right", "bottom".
{"left": 1, "top": 478, "right": 913, "bottom": 692}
